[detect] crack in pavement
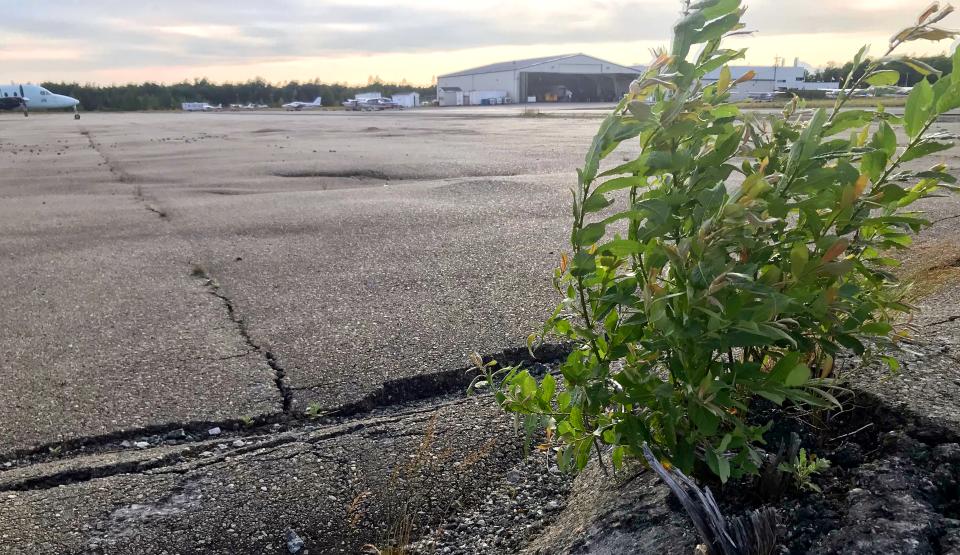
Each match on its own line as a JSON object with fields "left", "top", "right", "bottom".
{"left": 190, "top": 265, "right": 293, "bottom": 413}
{"left": 927, "top": 315, "right": 960, "bottom": 327}
{"left": 0, "top": 341, "right": 567, "bottom": 482}
{"left": 0, "top": 407, "right": 432, "bottom": 491}
{"left": 80, "top": 128, "right": 168, "bottom": 219}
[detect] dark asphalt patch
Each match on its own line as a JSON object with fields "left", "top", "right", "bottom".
{"left": 272, "top": 169, "right": 392, "bottom": 180}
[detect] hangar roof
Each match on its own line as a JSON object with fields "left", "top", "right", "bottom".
{"left": 439, "top": 54, "right": 641, "bottom": 78}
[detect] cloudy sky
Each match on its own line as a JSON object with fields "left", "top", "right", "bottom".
{"left": 4, "top": 0, "right": 958, "bottom": 85}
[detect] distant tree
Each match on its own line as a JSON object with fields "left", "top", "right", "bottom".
{"left": 807, "top": 54, "right": 953, "bottom": 86}
{"left": 40, "top": 78, "right": 435, "bottom": 111}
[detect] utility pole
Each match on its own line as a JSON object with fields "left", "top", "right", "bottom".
{"left": 773, "top": 56, "right": 783, "bottom": 92}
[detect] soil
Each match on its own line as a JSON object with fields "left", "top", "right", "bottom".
{"left": 713, "top": 390, "right": 960, "bottom": 554}
{"left": 505, "top": 385, "right": 960, "bottom": 554}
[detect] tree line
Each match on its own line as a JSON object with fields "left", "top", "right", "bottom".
{"left": 805, "top": 54, "right": 952, "bottom": 86}
{"left": 40, "top": 78, "right": 435, "bottom": 111}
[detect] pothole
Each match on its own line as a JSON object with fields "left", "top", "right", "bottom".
{"left": 272, "top": 169, "right": 393, "bottom": 180}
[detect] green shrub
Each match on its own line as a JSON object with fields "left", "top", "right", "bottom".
{"left": 487, "top": 0, "right": 960, "bottom": 482}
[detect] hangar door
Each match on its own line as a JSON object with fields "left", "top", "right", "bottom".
{"left": 519, "top": 71, "right": 635, "bottom": 103}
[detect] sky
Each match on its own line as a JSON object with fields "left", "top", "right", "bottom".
{"left": 4, "top": 0, "right": 959, "bottom": 86}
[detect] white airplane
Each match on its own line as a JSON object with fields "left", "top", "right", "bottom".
{"left": 283, "top": 97, "right": 323, "bottom": 111}
{"left": 0, "top": 83, "right": 81, "bottom": 119}
{"left": 182, "top": 102, "right": 223, "bottom": 112}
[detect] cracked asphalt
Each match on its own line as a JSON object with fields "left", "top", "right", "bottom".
{"left": 0, "top": 110, "right": 610, "bottom": 455}
{"left": 3, "top": 109, "right": 960, "bottom": 553}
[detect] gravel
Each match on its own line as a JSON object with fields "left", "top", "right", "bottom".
{"left": 407, "top": 448, "right": 572, "bottom": 554}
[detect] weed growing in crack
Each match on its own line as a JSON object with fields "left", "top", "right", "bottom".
{"left": 778, "top": 448, "right": 831, "bottom": 493}
{"left": 305, "top": 402, "right": 325, "bottom": 419}
{"left": 491, "top": 0, "right": 960, "bottom": 484}
{"left": 357, "top": 411, "right": 503, "bottom": 554}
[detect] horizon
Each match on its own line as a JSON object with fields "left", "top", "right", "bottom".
{"left": 8, "top": 1, "right": 960, "bottom": 86}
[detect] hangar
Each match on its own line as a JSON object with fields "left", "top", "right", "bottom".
{"left": 437, "top": 53, "right": 640, "bottom": 106}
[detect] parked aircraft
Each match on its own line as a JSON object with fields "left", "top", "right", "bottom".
{"left": 746, "top": 91, "right": 787, "bottom": 102}
{"left": 0, "top": 83, "right": 81, "bottom": 119}
{"left": 342, "top": 97, "right": 400, "bottom": 111}
{"left": 229, "top": 103, "right": 269, "bottom": 110}
{"left": 182, "top": 102, "right": 223, "bottom": 112}
{"left": 824, "top": 88, "right": 877, "bottom": 99}
{"left": 362, "top": 98, "right": 400, "bottom": 111}
{"left": 283, "top": 97, "right": 323, "bottom": 111}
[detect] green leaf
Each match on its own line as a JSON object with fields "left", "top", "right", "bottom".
{"left": 900, "top": 140, "right": 954, "bottom": 163}
{"left": 873, "top": 121, "right": 898, "bottom": 158}
{"left": 904, "top": 78, "right": 934, "bottom": 139}
{"left": 691, "top": 402, "right": 721, "bottom": 435}
{"left": 862, "top": 321, "right": 893, "bottom": 335}
{"left": 900, "top": 58, "right": 942, "bottom": 78}
{"left": 841, "top": 46, "right": 869, "bottom": 90}
{"left": 706, "top": 448, "right": 731, "bottom": 482}
{"left": 718, "top": 65, "right": 732, "bottom": 92}
{"left": 784, "top": 363, "right": 812, "bottom": 387}
{"left": 693, "top": 13, "right": 741, "bottom": 44}
{"left": 539, "top": 373, "right": 557, "bottom": 406}
{"left": 757, "top": 390, "right": 786, "bottom": 405}
{"left": 570, "top": 251, "right": 596, "bottom": 277}
{"left": 627, "top": 101, "right": 653, "bottom": 121}
{"left": 711, "top": 104, "right": 739, "bottom": 118}
{"left": 696, "top": 48, "right": 746, "bottom": 76}
{"left": 583, "top": 192, "right": 613, "bottom": 213}
{"left": 600, "top": 239, "right": 644, "bottom": 256}
{"left": 612, "top": 446, "right": 625, "bottom": 469}
{"left": 791, "top": 243, "right": 810, "bottom": 275}
{"left": 785, "top": 108, "right": 828, "bottom": 178}
{"left": 767, "top": 352, "right": 810, "bottom": 386}
{"left": 696, "top": 0, "right": 741, "bottom": 21}
{"left": 934, "top": 77, "right": 960, "bottom": 114}
{"left": 953, "top": 46, "right": 960, "bottom": 84}
{"left": 594, "top": 176, "right": 646, "bottom": 195}
{"left": 864, "top": 70, "right": 900, "bottom": 86}
{"left": 574, "top": 222, "right": 606, "bottom": 246}
{"left": 575, "top": 438, "right": 592, "bottom": 469}
{"left": 824, "top": 110, "right": 874, "bottom": 137}
{"left": 635, "top": 198, "right": 674, "bottom": 226}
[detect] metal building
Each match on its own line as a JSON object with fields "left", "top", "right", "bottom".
{"left": 701, "top": 65, "right": 838, "bottom": 98}
{"left": 437, "top": 53, "right": 641, "bottom": 106}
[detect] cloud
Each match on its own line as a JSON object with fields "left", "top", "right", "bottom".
{"left": 8, "top": 0, "right": 956, "bottom": 83}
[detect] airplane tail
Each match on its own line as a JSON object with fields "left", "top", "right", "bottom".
{"left": 313, "top": 97, "right": 323, "bottom": 105}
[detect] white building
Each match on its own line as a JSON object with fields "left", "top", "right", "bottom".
{"left": 391, "top": 92, "right": 421, "bottom": 108}
{"left": 437, "top": 53, "right": 641, "bottom": 106}
{"left": 698, "top": 64, "right": 839, "bottom": 99}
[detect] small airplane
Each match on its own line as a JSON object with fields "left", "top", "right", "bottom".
{"left": 0, "top": 83, "right": 81, "bottom": 119}
{"left": 342, "top": 97, "right": 400, "bottom": 111}
{"left": 745, "top": 91, "right": 787, "bottom": 102}
{"left": 360, "top": 98, "right": 400, "bottom": 111}
{"left": 182, "top": 102, "right": 223, "bottom": 112}
{"left": 283, "top": 97, "right": 323, "bottom": 111}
